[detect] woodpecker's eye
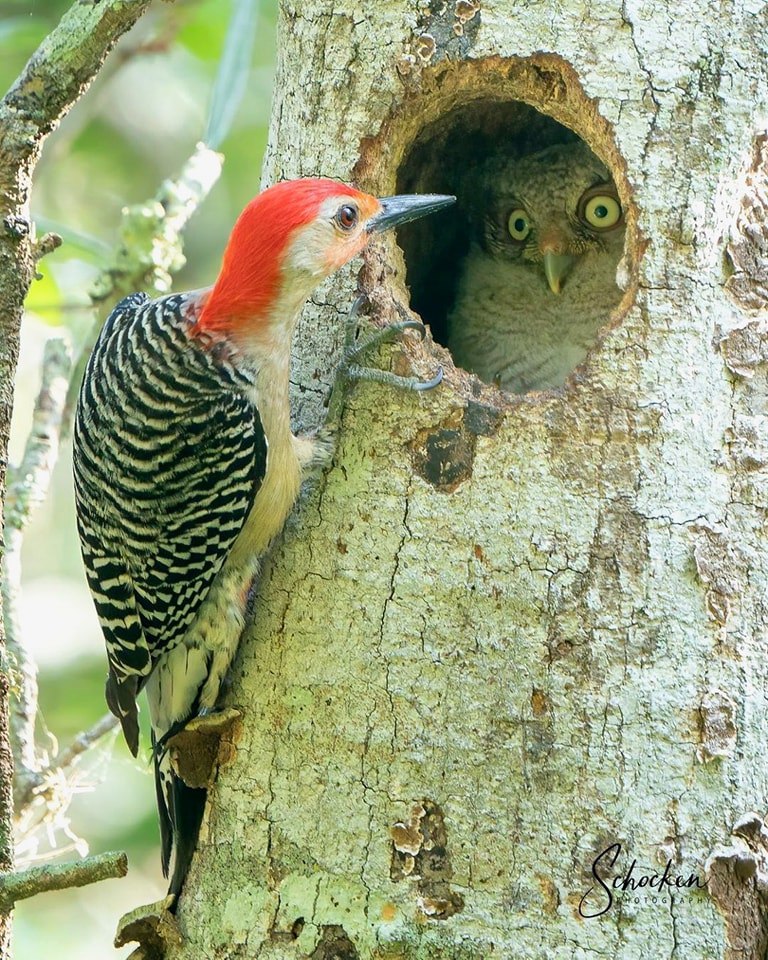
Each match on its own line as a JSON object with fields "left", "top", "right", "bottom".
{"left": 507, "top": 208, "right": 532, "bottom": 242}
{"left": 336, "top": 204, "right": 359, "bottom": 231}
{"left": 578, "top": 186, "right": 623, "bottom": 231}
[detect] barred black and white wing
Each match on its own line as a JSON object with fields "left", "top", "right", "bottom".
{"left": 74, "top": 292, "right": 267, "bottom": 756}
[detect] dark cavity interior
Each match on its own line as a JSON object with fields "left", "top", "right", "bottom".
{"left": 395, "top": 100, "right": 624, "bottom": 394}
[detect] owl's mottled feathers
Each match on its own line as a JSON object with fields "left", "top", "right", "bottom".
{"left": 447, "top": 142, "right": 626, "bottom": 393}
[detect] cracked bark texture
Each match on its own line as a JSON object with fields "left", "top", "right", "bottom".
{"left": 170, "top": 2, "right": 768, "bottom": 958}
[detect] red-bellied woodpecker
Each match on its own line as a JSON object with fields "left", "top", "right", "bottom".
{"left": 73, "top": 178, "right": 454, "bottom": 900}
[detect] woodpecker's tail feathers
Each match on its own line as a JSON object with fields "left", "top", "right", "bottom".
{"left": 147, "top": 645, "right": 210, "bottom": 902}
{"left": 168, "top": 777, "right": 207, "bottom": 902}
{"left": 152, "top": 730, "right": 207, "bottom": 905}
{"left": 153, "top": 735, "right": 173, "bottom": 877}
{"left": 105, "top": 671, "right": 140, "bottom": 757}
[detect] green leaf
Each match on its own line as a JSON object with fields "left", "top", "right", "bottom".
{"left": 203, "top": 0, "right": 260, "bottom": 150}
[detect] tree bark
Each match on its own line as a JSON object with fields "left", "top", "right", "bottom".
{"left": 170, "top": 2, "right": 768, "bottom": 957}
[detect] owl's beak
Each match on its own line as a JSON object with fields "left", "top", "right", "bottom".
{"left": 542, "top": 252, "right": 574, "bottom": 295}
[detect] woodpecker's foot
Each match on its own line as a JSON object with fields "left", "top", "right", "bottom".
{"left": 339, "top": 296, "right": 443, "bottom": 393}
{"left": 294, "top": 426, "right": 337, "bottom": 474}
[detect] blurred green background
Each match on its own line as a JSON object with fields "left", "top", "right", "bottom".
{"left": 3, "top": 0, "right": 278, "bottom": 955}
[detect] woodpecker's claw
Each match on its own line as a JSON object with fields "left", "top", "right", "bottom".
{"left": 410, "top": 365, "right": 444, "bottom": 391}
{"left": 398, "top": 319, "right": 429, "bottom": 341}
{"left": 339, "top": 298, "right": 443, "bottom": 393}
{"left": 343, "top": 294, "right": 367, "bottom": 349}
{"left": 343, "top": 362, "right": 444, "bottom": 392}
{"left": 295, "top": 425, "right": 337, "bottom": 474}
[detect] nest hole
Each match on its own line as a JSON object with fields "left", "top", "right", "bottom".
{"left": 391, "top": 97, "right": 632, "bottom": 395}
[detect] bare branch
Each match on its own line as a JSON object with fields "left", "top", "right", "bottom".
{"left": 5, "top": 338, "right": 71, "bottom": 535}
{"left": 90, "top": 141, "right": 224, "bottom": 307}
{"left": 0, "top": 850, "right": 127, "bottom": 909}
{"left": 51, "top": 713, "right": 119, "bottom": 779}
{"left": 32, "top": 233, "right": 63, "bottom": 264}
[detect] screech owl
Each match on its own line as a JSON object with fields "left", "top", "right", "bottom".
{"left": 447, "top": 141, "right": 626, "bottom": 393}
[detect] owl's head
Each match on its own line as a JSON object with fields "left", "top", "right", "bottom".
{"left": 476, "top": 141, "right": 625, "bottom": 294}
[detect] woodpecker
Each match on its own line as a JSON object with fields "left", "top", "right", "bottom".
{"left": 447, "top": 142, "right": 626, "bottom": 393}
{"left": 73, "top": 178, "right": 454, "bottom": 900}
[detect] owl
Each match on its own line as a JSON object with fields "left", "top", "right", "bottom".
{"left": 447, "top": 141, "right": 626, "bottom": 393}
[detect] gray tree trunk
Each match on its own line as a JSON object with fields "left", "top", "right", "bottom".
{"left": 169, "top": 2, "right": 768, "bottom": 957}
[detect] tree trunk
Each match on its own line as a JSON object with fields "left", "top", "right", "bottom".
{"left": 171, "top": 2, "right": 768, "bottom": 957}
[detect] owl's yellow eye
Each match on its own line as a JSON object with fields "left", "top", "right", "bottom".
{"left": 579, "top": 187, "right": 622, "bottom": 230}
{"left": 507, "top": 208, "right": 531, "bottom": 241}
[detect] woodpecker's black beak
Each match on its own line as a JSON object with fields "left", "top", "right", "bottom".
{"left": 367, "top": 193, "right": 456, "bottom": 233}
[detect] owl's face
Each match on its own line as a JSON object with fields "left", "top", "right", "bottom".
{"left": 476, "top": 142, "right": 625, "bottom": 294}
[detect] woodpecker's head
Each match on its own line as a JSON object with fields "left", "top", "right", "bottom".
{"left": 196, "top": 178, "right": 454, "bottom": 338}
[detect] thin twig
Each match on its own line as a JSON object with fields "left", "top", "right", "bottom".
{"left": 32, "top": 233, "right": 63, "bottom": 263}
{"left": 0, "top": 850, "right": 127, "bottom": 909}
{"left": 14, "top": 713, "right": 119, "bottom": 821}
{"left": 4, "top": 339, "right": 71, "bottom": 534}
{"left": 52, "top": 713, "right": 119, "bottom": 777}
